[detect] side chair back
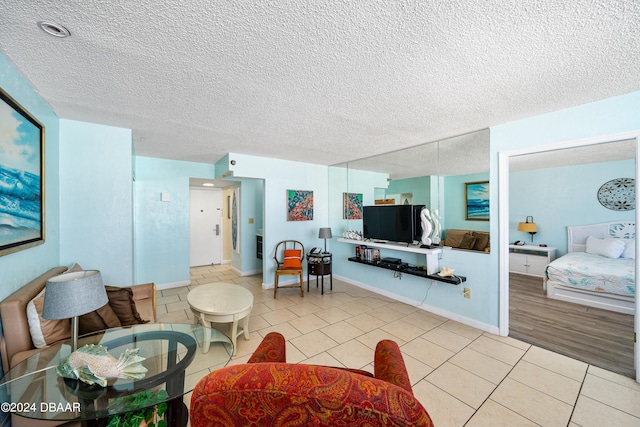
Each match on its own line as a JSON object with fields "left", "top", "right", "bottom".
{"left": 273, "top": 240, "right": 305, "bottom": 298}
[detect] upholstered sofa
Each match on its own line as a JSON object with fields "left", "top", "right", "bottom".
{"left": 0, "top": 265, "right": 156, "bottom": 372}
{"left": 0, "top": 265, "right": 156, "bottom": 427}
{"left": 443, "top": 228, "right": 490, "bottom": 252}
{"left": 190, "top": 332, "right": 433, "bottom": 426}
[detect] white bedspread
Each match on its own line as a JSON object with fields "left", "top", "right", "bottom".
{"left": 545, "top": 252, "right": 635, "bottom": 297}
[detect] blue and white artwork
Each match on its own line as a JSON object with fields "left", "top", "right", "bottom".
{"left": 0, "top": 90, "right": 44, "bottom": 255}
{"left": 465, "top": 181, "right": 489, "bottom": 221}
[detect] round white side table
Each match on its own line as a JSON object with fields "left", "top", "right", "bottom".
{"left": 187, "top": 282, "right": 253, "bottom": 356}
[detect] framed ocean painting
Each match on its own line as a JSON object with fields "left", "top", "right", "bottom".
{"left": 0, "top": 89, "right": 44, "bottom": 256}
{"left": 465, "top": 181, "right": 489, "bottom": 221}
{"left": 287, "top": 189, "right": 313, "bottom": 221}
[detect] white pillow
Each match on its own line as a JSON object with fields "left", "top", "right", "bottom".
{"left": 26, "top": 288, "right": 71, "bottom": 348}
{"left": 585, "top": 236, "right": 626, "bottom": 259}
{"left": 621, "top": 239, "right": 635, "bottom": 259}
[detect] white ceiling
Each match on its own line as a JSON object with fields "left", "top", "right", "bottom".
{"left": 1, "top": 1, "right": 639, "bottom": 169}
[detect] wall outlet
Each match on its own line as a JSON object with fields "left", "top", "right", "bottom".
{"left": 463, "top": 288, "right": 471, "bottom": 299}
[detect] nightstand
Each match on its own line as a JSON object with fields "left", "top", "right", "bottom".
{"left": 509, "top": 244, "right": 556, "bottom": 278}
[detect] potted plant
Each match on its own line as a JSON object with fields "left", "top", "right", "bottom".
{"left": 106, "top": 389, "right": 168, "bottom": 427}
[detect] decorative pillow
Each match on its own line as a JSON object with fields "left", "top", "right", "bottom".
{"left": 443, "top": 229, "right": 466, "bottom": 248}
{"left": 26, "top": 289, "right": 71, "bottom": 348}
{"left": 472, "top": 231, "right": 490, "bottom": 251}
{"left": 283, "top": 249, "right": 302, "bottom": 268}
{"left": 106, "top": 286, "right": 149, "bottom": 325}
{"left": 586, "top": 236, "right": 625, "bottom": 259}
{"left": 621, "top": 239, "right": 635, "bottom": 259}
{"left": 458, "top": 234, "right": 477, "bottom": 250}
{"left": 79, "top": 303, "right": 122, "bottom": 335}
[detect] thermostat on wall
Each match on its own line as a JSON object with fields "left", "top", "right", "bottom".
{"left": 161, "top": 192, "right": 171, "bottom": 202}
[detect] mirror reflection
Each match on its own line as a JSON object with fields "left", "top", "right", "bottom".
{"left": 329, "top": 129, "right": 490, "bottom": 252}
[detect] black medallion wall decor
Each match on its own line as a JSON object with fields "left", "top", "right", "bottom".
{"left": 597, "top": 178, "right": 635, "bottom": 211}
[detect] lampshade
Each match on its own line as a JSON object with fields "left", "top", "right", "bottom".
{"left": 42, "top": 270, "right": 108, "bottom": 320}
{"left": 517, "top": 222, "right": 537, "bottom": 233}
{"left": 318, "top": 227, "right": 333, "bottom": 239}
{"left": 43, "top": 270, "right": 108, "bottom": 351}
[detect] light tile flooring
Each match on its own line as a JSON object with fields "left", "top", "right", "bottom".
{"left": 158, "top": 265, "right": 640, "bottom": 427}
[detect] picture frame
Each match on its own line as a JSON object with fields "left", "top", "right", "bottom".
{"left": 343, "top": 192, "right": 363, "bottom": 219}
{"left": 0, "top": 88, "right": 45, "bottom": 256}
{"left": 465, "top": 181, "right": 489, "bottom": 221}
{"left": 287, "top": 189, "right": 313, "bottom": 221}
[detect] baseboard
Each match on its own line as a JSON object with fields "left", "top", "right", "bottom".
{"left": 155, "top": 280, "right": 190, "bottom": 291}
{"left": 333, "top": 274, "right": 499, "bottom": 335}
{"left": 230, "top": 265, "right": 262, "bottom": 277}
{"left": 262, "top": 278, "right": 300, "bottom": 290}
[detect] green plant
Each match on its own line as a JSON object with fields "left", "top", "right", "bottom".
{"left": 106, "top": 389, "right": 168, "bottom": 427}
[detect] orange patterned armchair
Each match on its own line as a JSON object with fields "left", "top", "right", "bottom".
{"left": 190, "top": 332, "right": 433, "bottom": 426}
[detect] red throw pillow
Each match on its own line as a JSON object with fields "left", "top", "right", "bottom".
{"left": 283, "top": 249, "right": 302, "bottom": 268}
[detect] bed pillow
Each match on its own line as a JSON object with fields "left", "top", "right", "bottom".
{"left": 585, "top": 236, "right": 626, "bottom": 259}
{"left": 621, "top": 239, "right": 635, "bottom": 259}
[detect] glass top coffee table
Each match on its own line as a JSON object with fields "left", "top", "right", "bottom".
{"left": 0, "top": 323, "right": 232, "bottom": 426}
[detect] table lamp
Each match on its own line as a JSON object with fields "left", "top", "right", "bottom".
{"left": 42, "top": 270, "right": 108, "bottom": 351}
{"left": 318, "top": 227, "right": 332, "bottom": 253}
{"left": 517, "top": 216, "right": 538, "bottom": 243}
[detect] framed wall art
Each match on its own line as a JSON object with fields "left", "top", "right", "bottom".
{"left": 465, "top": 181, "right": 489, "bottom": 221}
{"left": 0, "top": 89, "right": 45, "bottom": 256}
{"left": 343, "top": 192, "right": 363, "bottom": 219}
{"left": 287, "top": 189, "right": 313, "bottom": 221}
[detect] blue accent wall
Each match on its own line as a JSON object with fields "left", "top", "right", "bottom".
{"left": 0, "top": 55, "right": 61, "bottom": 299}
{"left": 59, "top": 119, "right": 134, "bottom": 285}
{"left": 133, "top": 156, "right": 217, "bottom": 286}
{"left": 511, "top": 159, "right": 635, "bottom": 256}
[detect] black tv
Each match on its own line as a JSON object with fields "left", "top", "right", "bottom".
{"left": 363, "top": 205, "right": 423, "bottom": 244}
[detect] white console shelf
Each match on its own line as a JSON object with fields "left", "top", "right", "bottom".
{"left": 338, "top": 238, "right": 442, "bottom": 274}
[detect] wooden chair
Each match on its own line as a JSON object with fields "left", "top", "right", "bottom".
{"left": 273, "top": 240, "right": 305, "bottom": 298}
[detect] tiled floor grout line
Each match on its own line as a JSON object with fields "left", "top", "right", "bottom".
{"left": 158, "top": 266, "right": 640, "bottom": 427}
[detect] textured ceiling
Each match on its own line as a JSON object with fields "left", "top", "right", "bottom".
{"left": 1, "top": 0, "right": 639, "bottom": 171}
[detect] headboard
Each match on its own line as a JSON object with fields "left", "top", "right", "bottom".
{"left": 567, "top": 221, "right": 635, "bottom": 253}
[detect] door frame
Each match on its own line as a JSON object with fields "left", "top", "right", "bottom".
{"left": 497, "top": 129, "right": 640, "bottom": 382}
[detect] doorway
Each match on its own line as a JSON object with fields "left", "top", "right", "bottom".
{"left": 189, "top": 188, "right": 222, "bottom": 266}
{"left": 498, "top": 130, "right": 640, "bottom": 382}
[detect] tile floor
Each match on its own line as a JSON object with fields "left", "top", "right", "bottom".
{"left": 158, "top": 265, "right": 640, "bottom": 427}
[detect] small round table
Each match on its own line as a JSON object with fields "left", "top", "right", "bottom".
{"left": 307, "top": 252, "right": 333, "bottom": 295}
{"left": 187, "top": 283, "right": 253, "bottom": 356}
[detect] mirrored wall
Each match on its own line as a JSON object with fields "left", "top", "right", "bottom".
{"left": 328, "top": 129, "right": 490, "bottom": 248}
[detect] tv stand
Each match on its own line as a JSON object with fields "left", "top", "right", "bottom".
{"left": 338, "top": 238, "right": 441, "bottom": 275}
{"left": 347, "top": 257, "right": 465, "bottom": 285}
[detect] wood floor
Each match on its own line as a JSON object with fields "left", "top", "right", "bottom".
{"left": 509, "top": 273, "right": 635, "bottom": 378}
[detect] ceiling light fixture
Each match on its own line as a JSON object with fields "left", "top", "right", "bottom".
{"left": 37, "top": 21, "right": 71, "bottom": 38}
{"left": 202, "top": 182, "right": 214, "bottom": 187}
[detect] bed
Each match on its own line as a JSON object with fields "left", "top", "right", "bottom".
{"left": 544, "top": 221, "right": 636, "bottom": 315}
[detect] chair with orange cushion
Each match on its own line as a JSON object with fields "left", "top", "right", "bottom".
{"left": 190, "top": 332, "right": 434, "bottom": 426}
{"left": 273, "top": 240, "right": 305, "bottom": 298}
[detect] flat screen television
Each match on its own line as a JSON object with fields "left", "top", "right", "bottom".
{"left": 363, "top": 205, "right": 424, "bottom": 244}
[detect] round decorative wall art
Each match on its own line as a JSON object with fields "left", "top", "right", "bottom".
{"left": 597, "top": 178, "right": 635, "bottom": 211}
